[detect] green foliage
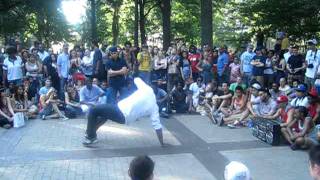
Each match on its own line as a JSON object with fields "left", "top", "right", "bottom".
{"left": 239, "top": 0, "right": 320, "bottom": 39}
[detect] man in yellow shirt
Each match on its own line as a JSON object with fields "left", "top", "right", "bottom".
{"left": 137, "top": 45, "right": 151, "bottom": 83}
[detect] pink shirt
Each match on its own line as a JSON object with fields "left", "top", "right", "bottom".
{"left": 229, "top": 63, "right": 241, "bottom": 83}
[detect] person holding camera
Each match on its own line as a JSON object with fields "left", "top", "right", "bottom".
{"left": 305, "top": 39, "right": 320, "bottom": 90}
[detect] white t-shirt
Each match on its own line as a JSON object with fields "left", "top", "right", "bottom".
{"left": 250, "top": 95, "right": 261, "bottom": 112}
{"left": 3, "top": 56, "right": 24, "bottom": 81}
{"left": 284, "top": 52, "right": 292, "bottom": 63}
{"left": 305, "top": 49, "right": 320, "bottom": 78}
{"left": 290, "top": 96, "right": 309, "bottom": 108}
{"left": 38, "top": 51, "right": 49, "bottom": 61}
{"left": 117, "top": 78, "right": 162, "bottom": 130}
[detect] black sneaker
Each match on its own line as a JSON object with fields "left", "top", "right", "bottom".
{"left": 290, "top": 144, "right": 299, "bottom": 151}
{"left": 82, "top": 137, "right": 98, "bottom": 146}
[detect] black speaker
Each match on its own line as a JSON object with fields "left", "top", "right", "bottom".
{"left": 251, "top": 119, "right": 281, "bottom": 145}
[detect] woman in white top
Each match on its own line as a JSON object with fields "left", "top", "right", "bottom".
{"left": 153, "top": 48, "right": 167, "bottom": 80}
{"left": 3, "top": 46, "right": 24, "bottom": 86}
{"left": 81, "top": 49, "right": 93, "bottom": 77}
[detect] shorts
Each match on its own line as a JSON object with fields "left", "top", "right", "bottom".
{"left": 307, "top": 125, "right": 320, "bottom": 145}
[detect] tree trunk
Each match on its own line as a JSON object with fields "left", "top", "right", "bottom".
{"left": 160, "top": 0, "right": 171, "bottom": 51}
{"left": 112, "top": 6, "right": 120, "bottom": 45}
{"left": 134, "top": 0, "right": 139, "bottom": 47}
{"left": 200, "top": 0, "right": 212, "bottom": 47}
{"left": 90, "top": 0, "right": 97, "bottom": 41}
{"left": 139, "top": 1, "right": 146, "bottom": 46}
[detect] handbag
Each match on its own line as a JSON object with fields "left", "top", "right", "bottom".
{"left": 13, "top": 112, "right": 25, "bottom": 128}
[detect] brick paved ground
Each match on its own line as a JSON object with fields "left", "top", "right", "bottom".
{"left": 0, "top": 114, "right": 312, "bottom": 180}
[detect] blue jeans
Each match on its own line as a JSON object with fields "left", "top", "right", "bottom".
{"left": 59, "top": 78, "right": 68, "bottom": 99}
{"left": 107, "top": 86, "right": 128, "bottom": 104}
{"left": 139, "top": 71, "right": 151, "bottom": 84}
{"left": 243, "top": 72, "right": 252, "bottom": 87}
{"left": 8, "top": 79, "right": 23, "bottom": 86}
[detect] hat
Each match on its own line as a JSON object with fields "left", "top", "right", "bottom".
{"left": 307, "top": 39, "right": 317, "bottom": 45}
{"left": 224, "top": 161, "right": 251, "bottom": 180}
{"left": 277, "top": 95, "right": 289, "bottom": 103}
{"left": 109, "top": 46, "right": 117, "bottom": 53}
{"left": 295, "top": 84, "right": 307, "bottom": 92}
{"left": 251, "top": 83, "right": 261, "bottom": 90}
{"left": 309, "top": 88, "right": 318, "bottom": 97}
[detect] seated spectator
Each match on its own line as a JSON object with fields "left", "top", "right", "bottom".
{"left": 79, "top": 78, "right": 105, "bottom": 113}
{"left": 211, "top": 82, "right": 233, "bottom": 112}
{"left": 11, "top": 85, "right": 37, "bottom": 119}
{"left": 286, "top": 84, "right": 310, "bottom": 123}
{"left": 197, "top": 82, "right": 214, "bottom": 115}
{"left": 229, "top": 77, "right": 247, "bottom": 93}
{"left": 151, "top": 82, "right": 169, "bottom": 117}
{"left": 229, "top": 57, "right": 241, "bottom": 83}
{"left": 263, "top": 95, "right": 289, "bottom": 123}
{"left": 64, "top": 85, "right": 82, "bottom": 118}
{"left": 39, "top": 87, "right": 67, "bottom": 120}
{"left": 308, "top": 88, "right": 320, "bottom": 125}
{"left": 255, "top": 88, "right": 277, "bottom": 117}
{"left": 281, "top": 106, "right": 315, "bottom": 150}
{"left": 279, "top": 77, "right": 291, "bottom": 96}
{"left": 93, "top": 77, "right": 99, "bottom": 86}
{"left": 0, "top": 88, "right": 14, "bottom": 129}
{"left": 43, "top": 53, "right": 60, "bottom": 93}
{"left": 269, "top": 82, "right": 281, "bottom": 101}
{"left": 217, "top": 86, "right": 247, "bottom": 126}
{"left": 171, "top": 82, "right": 188, "bottom": 113}
{"left": 187, "top": 77, "right": 204, "bottom": 112}
{"left": 129, "top": 156, "right": 154, "bottom": 180}
{"left": 309, "top": 145, "right": 320, "bottom": 180}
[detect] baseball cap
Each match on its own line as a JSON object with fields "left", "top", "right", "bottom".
{"left": 277, "top": 95, "right": 288, "bottom": 103}
{"left": 224, "top": 161, "right": 251, "bottom": 180}
{"left": 295, "top": 84, "right": 307, "bottom": 92}
{"left": 307, "top": 39, "right": 317, "bottom": 45}
{"left": 109, "top": 46, "right": 118, "bottom": 53}
{"left": 251, "top": 83, "right": 261, "bottom": 90}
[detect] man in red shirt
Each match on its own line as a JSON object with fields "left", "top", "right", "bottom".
{"left": 188, "top": 45, "right": 201, "bottom": 81}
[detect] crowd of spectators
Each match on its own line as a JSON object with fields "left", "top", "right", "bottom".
{"left": 0, "top": 36, "right": 320, "bottom": 151}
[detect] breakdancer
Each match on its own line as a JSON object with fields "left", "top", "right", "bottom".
{"left": 83, "top": 77, "right": 167, "bottom": 147}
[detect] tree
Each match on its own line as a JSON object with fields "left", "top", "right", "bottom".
{"left": 90, "top": 0, "right": 98, "bottom": 41}
{"left": 239, "top": 0, "right": 320, "bottom": 40}
{"left": 134, "top": 0, "right": 139, "bottom": 47}
{"left": 200, "top": 0, "right": 212, "bottom": 47}
{"left": 157, "top": 0, "right": 171, "bottom": 51}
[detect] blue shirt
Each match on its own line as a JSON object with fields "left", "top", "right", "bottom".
{"left": 252, "top": 55, "right": 266, "bottom": 76}
{"left": 217, "top": 52, "right": 229, "bottom": 75}
{"left": 39, "top": 86, "right": 50, "bottom": 96}
{"left": 79, "top": 85, "right": 104, "bottom": 103}
{"left": 240, "top": 51, "right": 256, "bottom": 73}
{"left": 57, "top": 52, "right": 70, "bottom": 78}
{"left": 105, "top": 58, "right": 127, "bottom": 88}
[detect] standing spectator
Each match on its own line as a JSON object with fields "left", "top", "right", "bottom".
{"left": 167, "top": 48, "right": 180, "bottom": 92}
{"left": 153, "top": 47, "right": 166, "bottom": 80}
{"left": 196, "top": 54, "right": 213, "bottom": 85}
{"left": 274, "top": 53, "right": 286, "bottom": 83}
{"left": 264, "top": 50, "right": 275, "bottom": 88}
{"left": 69, "top": 49, "right": 81, "bottom": 75}
{"left": 240, "top": 45, "right": 255, "bottom": 86}
{"left": 217, "top": 46, "right": 229, "bottom": 85}
{"left": 229, "top": 57, "right": 241, "bottom": 83}
{"left": 105, "top": 46, "right": 128, "bottom": 104}
{"left": 251, "top": 48, "right": 266, "bottom": 86}
{"left": 21, "top": 50, "right": 29, "bottom": 64}
{"left": 120, "top": 41, "right": 136, "bottom": 79}
{"left": 188, "top": 45, "right": 201, "bottom": 81}
{"left": 286, "top": 45, "right": 306, "bottom": 85}
{"left": 80, "top": 49, "right": 94, "bottom": 77}
{"left": 44, "top": 54, "right": 60, "bottom": 93}
{"left": 137, "top": 45, "right": 151, "bottom": 83}
{"left": 37, "top": 43, "right": 49, "bottom": 62}
{"left": 305, "top": 39, "right": 320, "bottom": 90}
{"left": 3, "top": 46, "right": 24, "bottom": 86}
{"left": 25, "top": 54, "right": 42, "bottom": 101}
{"left": 179, "top": 50, "right": 192, "bottom": 82}
{"left": 284, "top": 45, "right": 293, "bottom": 63}
{"left": 57, "top": 44, "right": 70, "bottom": 98}
{"left": 281, "top": 33, "right": 290, "bottom": 54}
{"left": 92, "top": 40, "right": 106, "bottom": 81}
